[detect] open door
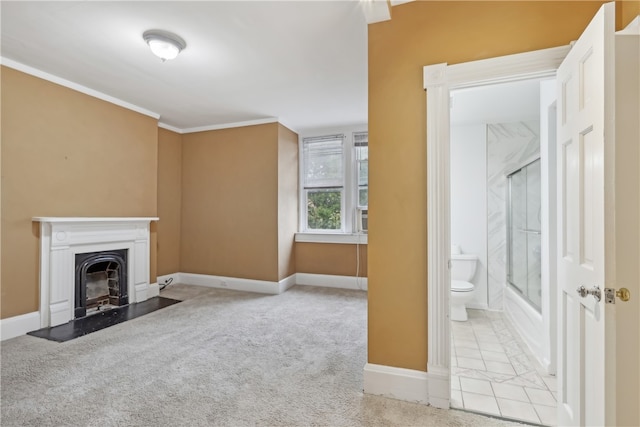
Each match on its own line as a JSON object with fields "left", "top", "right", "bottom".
{"left": 556, "top": 3, "right": 612, "bottom": 425}
{"left": 556, "top": 3, "right": 639, "bottom": 425}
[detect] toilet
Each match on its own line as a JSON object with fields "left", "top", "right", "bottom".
{"left": 450, "top": 245, "right": 478, "bottom": 322}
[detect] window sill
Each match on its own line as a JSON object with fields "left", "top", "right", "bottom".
{"left": 295, "top": 232, "right": 368, "bottom": 245}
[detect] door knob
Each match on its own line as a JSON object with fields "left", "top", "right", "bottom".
{"left": 604, "top": 287, "right": 631, "bottom": 303}
{"left": 616, "top": 288, "right": 631, "bottom": 302}
{"left": 576, "top": 285, "right": 601, "bottom": 302}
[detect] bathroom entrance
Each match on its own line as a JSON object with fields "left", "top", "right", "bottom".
{"left": 448, "top": 77, "right": 558, "bottom": 425}
{"left": 425, "top": 8, "right": 639, "bottom": 422}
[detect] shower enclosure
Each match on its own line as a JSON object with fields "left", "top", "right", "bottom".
{"left": 507, "top": 157, "right": 542, "bottom": 311}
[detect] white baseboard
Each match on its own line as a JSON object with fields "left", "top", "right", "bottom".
{"left": 157, "top": 273, "right": 180, "bottom": 287}
{"left": 176, "top": 272, "right": 294, "bottom": 295}
{"left": 363, "top": 363, "right": 430, "bottom": 405}
{"left": 163, "top": 272, "right": 366, "bottom": 293}
{"left": 278, "top": 274, "right": 297, "bottom": 293}
{"left": 0, "top": 311, "right": 41, "bottom": 341}
{"left": 295, "top": 273, "right": 367, "bottom": 291}
{"left": 148, "top": 282, "right": 160, "bottom": 298}
{"left": 427, "top": 364, "right": 450, "bottom": 409}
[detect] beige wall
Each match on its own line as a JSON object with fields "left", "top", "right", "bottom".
{"left": 178, "top": 122, "right": 365, "bottom": 283}
{"left": 157, "top": 128, "right": 182, "bottom": 276}
{"left": 1, "top": 66, "right": 158, "bottom": 319}
{"left": 620, "top": 0, "right": 640, "bottom": 26}
{"left": 296, "top": 243, "right": 367, "bottom": 277}
{"left": 0, "top": 66, "right": 3, "bottom": 312}
{"left": 367, "top": 1, "right": 616, "bottom": 371}
{"left": 614, "top": 29, "right": 640, "bottom": 426}
{"left": 277, "top": 124, "right": 298, "bottom": 280}
{"left": 180, "top": 123, "right": 281, "bottom": 282}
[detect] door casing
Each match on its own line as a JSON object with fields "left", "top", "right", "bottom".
{"left": 422, "top": 45, "right": 570, "bottom": 408}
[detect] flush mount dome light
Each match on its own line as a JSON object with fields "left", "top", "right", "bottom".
{"left": 143, "top": 29, "right": 186, "bottom": 61}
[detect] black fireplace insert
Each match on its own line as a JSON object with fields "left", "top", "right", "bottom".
{"left": 75, "top": 249, "right": 128, "bottom": 318}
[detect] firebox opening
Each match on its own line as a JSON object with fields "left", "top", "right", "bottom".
{"left": 86, "top": 260, "right": 120, "bottom": 314}
{"left": 75, "top": 249, "right": 128, "bottom": 319}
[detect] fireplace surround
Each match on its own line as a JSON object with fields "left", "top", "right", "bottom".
{"left": 34, "top": 217, "right": 159, "bottom": 328}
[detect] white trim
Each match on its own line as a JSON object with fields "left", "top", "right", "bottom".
{"left": 295, "top": 232, "right": 367, "bottom": 245}
{"left": 1, "top": 57, "right": 160, "bottom": 120}
{"left": 360, "top": 0, "right": 391, "bottom": 24}
{"left": 617, "top": 15, "right": 640, "bottom": 35}
{"left": 427, "top": 365, "right": 450, "bottom": 409}
{"left": 0, "top": 312, "right": 41, "bottom": 341}
{"left": 160, "top": 272, "right": 366, "bottom": 293}
{"left": 276, "top": 120, "right": 298, "bottom": 135}
{"left": 0, "top": 58, "right": 295, "bottom": 134}
{"left": 423, "top": 45, "right": 570, "bottom": 410}
{"left": 33, "top": 216, "right": 159, "bottom": 223}
{"left": 363, "top": 363, "right": 429, "bottom": 404}
{"left": 424, "top": 46, "right": 571, "bottom": 90}
{"left": 165, "top": 118, "right": 298, "bottom": 137}
{"left": 424, "top": 62, "right": 452, "bottom": 396}
{"left": 180, "top": 117, "right": 279, "bottom": 134}
{"left": 158, "top": 122, "right": 184, "bottom": 134}
{"left": 296, "top": 273, "right": 367, "bottom": 291}
{"left": 33, "top": 217, "right": 157, "bottom": 328}
{"left": 278, "top": 274, "right": 297, "bottom": 293}
{"left": 147, "top": 282, "right": 160, "bottom": 298}
{"left": 390, "top": 0, "right": 415, "bottom": 6}
{"left": 298, "top": 125, "right": 368, "bottom": 235}
{"left": 178, "top": 272, "right": 291, "bottom": 295}
{"left": 157, "top": 273, "right": 180, "bottom": 287}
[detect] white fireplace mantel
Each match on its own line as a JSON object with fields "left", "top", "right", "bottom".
{"left": 34, "top": 217, "right": 159, "bottom": 328}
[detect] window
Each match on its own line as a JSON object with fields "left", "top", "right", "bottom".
{"left": 300, "top": 130, "right": 368, "bottom": 233}
{"left": 354, "top": 131, "right": 368, "bottom": 233}
{"left": 302, "top": 135, "right": 344, "bottom": 231}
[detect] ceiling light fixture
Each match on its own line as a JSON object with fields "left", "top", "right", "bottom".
{"left": 143, "top": 29, "right": 186, "bottom": 62}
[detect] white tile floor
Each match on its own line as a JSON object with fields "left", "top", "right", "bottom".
{"left": 451, "top": 309, "right": 557, "bottom": 426}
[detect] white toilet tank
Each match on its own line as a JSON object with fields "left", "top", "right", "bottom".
{"left": 451, "top": 254, "right": 478, "bottom": 281}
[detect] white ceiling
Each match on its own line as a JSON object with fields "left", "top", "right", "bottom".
{"left": 1, "top": 1, "right": 370, "bottom": 133}
{"left": 451, "top": 78, "right": 549, "bottom": 126}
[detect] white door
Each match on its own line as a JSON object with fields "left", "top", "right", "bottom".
{"left": 556, "top": 2, "right": 614, "bottom": 426}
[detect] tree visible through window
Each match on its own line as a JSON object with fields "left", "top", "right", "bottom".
{"left": 307, "top": 190, "right": 341, "bottom": 230}
{"left": 303, "top": 135, "right": 344, "bottom": 230}
{"left": 301, "top": 131, "right": 368, "bottom": 232}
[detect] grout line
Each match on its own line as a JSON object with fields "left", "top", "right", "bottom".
{"left": 452, "top": 309, "right": 557, "bottom": 426}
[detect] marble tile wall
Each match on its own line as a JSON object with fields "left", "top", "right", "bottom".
{"left": 486, "top": 121, "right": 540, "bottom": 310}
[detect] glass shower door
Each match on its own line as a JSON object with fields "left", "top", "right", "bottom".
{"left": 507, "top": 158, "right": 542, "bottom": 311}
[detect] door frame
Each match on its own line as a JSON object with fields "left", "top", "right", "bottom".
{"left": 422, "top": 45, "right": 570, "bottom": 408}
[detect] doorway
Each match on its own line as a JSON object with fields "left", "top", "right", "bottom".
{"left": 424, "top": 6, "right": 639, "bottom": 424}
{"left": 447, "top": 78, "right": 558, "bottom": 425}
{"left": 422, "top": 44, "right": 571, "bottom": 412}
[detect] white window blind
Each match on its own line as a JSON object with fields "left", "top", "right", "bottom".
{"left": 303, "top": 135, "right": 344, "bottom": 190}
{"left": 302, "top": 134, "right": 345, "bottom": 231}
{"left": 354, "top": 131, "right": 368, "bottom": 209}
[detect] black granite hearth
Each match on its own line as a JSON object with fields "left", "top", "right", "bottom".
{"left": 27, "top": 296, "right": 181, "bottom": 342}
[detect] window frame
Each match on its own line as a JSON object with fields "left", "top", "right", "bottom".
{"left": 353, "top": 131, "right": 368, "bottom": 233}
{"left": 298, "top": 126, "right": 368, "bottom": 238}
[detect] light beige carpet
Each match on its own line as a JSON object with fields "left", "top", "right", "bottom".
{"left": 1, "top": 284, "right": 524, "bottom": 426}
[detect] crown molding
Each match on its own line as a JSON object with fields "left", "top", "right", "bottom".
{"left": 1, "top": 57, "right": 160, "bottom": 120}
{"left": 179, "top": 117, "right": 280, "bottom": 134}
{"left": 2, "top": 57, "right": 300, "bottom": 135}
{"left": 361, "top": 0, "right": 391, "bottom": 24}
